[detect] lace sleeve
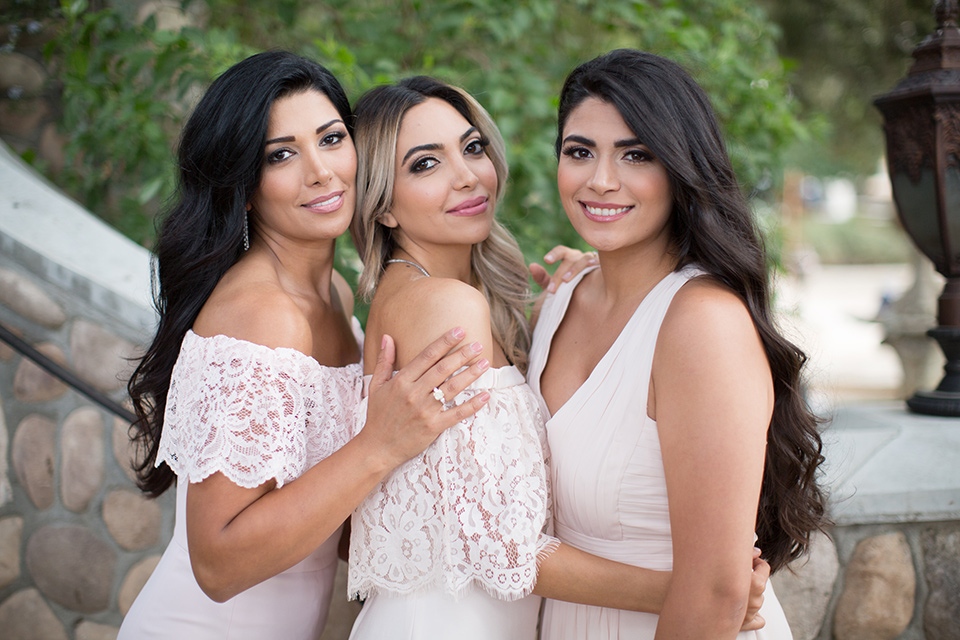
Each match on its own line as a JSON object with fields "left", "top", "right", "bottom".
{"left": 158, "top": 332, "right": 321, "bottom": 489}
{"left": 349, "top": 367, "right": 559, "bottom": 602}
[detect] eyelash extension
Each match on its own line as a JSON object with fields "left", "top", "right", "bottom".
{"left": 626, "top": 149, "right": 654, "bottom": 162}
{"left": 267, "top": 149, "right": 292, "bottom": 164}
{"left": 464, "top": 137, "right": 490, "bottom": 155}
{"left": 560, "top": 146, "right": 588, "bottom": 158}
{"left": 410, "top": 156, "right": 438, "bottom": 172}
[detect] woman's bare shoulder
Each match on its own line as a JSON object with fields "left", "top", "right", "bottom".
{"left": 194, "top": 279, "right": 312, "bottom": 355}
{"left": 657, "top": 276, "right": 764, "bottom": 374}
{"left": 375, "top": 277, "right": 492, "bottom": 367}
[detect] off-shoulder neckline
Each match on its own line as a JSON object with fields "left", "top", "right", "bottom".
{"left": 183, "top": 329, "right": 362, "bottom": 373}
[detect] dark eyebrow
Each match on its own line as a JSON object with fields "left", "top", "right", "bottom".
{"left": 614, "top": 137, "right": 643, "bottom": 148}
{"left": 562, "top": 134, "right": 594, "bottom": 147}
{"left": 265, "top": 119, "right": 343, "bottom": 146}
{"left": 402, "top": 143, "right": 442, "bottom": 166}
{"left": 400, "top": 126, "right": 480, "bottom": 166}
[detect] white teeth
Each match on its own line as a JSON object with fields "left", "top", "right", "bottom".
{"left": 584, "top": 204, "right": 630, "bottom": 217}
{"left": 309, "top": 194, "right": 341, "bottom": 208}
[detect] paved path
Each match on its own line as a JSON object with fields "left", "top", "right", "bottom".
{"left": 775, "top": 263, "right": 919, "bottom": 410}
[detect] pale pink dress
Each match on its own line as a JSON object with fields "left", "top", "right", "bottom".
{"left": 528, "top": 266, "right": 792, "bottom": 639}
{"left": 119, "top": 322, "right": 363, "bottom": 640}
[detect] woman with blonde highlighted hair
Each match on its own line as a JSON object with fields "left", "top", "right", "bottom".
{"left": 351, "top": 77, "right": 530, "bottom": 373}
{"left": 345, "top": 75, "right": 771, "bottom": 640}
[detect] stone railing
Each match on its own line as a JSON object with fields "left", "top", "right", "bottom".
{"left": 2, "top": 134, "right": 959, "bottom": 639}
{"left": 771, "top": 404, "right": 960, "bottom": 640}
{"left": 0, "top": 139, "right": 171, "bottom": 639}
{"left": 0, "top": 141, "right": 366, "bottom": 639}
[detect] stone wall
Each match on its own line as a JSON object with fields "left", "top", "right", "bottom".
{"left": 770, "top": 404, "right": 960, "bottom": 640}
{"left": 0, "top": 20, "right": 65, "bottom": 177}
{"left": 773, "top": 521, "right": 960, "bottom": 640}
{"left": 0, "top": 138, "right": 173, "bottom": 639}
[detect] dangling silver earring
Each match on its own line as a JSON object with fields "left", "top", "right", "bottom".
{"left": 242, "top": 211, "right": 250, "bottom": 251}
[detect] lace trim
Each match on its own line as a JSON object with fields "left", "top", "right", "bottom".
{"left": 158, "top": 331, "right": 362, "bottom": 488}
{"left": 349, "top": 367, "right": 558, "bottom": 601}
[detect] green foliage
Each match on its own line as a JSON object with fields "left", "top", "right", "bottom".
{"left": 43, "top": 0, "right": 254, "bottom": 245}
{"left": 291, "top": 0, "right": 802, "bottom": 259}
{"left": 759, "top": 0, "right": 936, "bottom": 177}
{"left": 42, "top": 0, "right": 801, "bottom": 266}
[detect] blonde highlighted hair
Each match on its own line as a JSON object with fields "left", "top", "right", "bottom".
{"left": 350, "top": 76, "right": 530, "bottom": 371}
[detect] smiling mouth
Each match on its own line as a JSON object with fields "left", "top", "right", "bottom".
{"left": 582, "top": 203, "right": 633, "bottom": 218}
{"left": 447, "top": 196, "right": 489, "bottom": 217}
{"left": 303, "top": 192, "right": 344, "bottom": 213}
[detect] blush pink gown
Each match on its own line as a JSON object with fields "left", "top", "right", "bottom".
{"left": 527, "top": 265, "right": 792, "bottom": 640}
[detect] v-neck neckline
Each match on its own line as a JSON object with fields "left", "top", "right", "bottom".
{"left": 535, "top": 267, "right": 680, "bottom": 422}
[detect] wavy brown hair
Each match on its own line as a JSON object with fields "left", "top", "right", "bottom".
{"left": 127, "top": 52, "right": 353, "bottom": 497}
{"left": 557, "top": 49, "right": 827, "bottom": 572}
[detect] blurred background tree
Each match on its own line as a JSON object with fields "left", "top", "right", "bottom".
{"left": 759, "top": 0, "right": 935, "bottom": 177}
{"left": 6, "top": 0, "right": 800, "bottom": 273}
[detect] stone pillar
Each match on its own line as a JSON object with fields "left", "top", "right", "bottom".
{"left": 877, "top": 247, "right": 945, "bottom": 398}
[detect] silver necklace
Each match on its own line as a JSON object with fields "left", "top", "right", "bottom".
{"left": 385, "top": 259, "right": 430, "bottom": 278}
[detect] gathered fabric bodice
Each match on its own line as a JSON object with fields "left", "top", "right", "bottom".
{"left": 528, "top": 265, "right": 792, "bottom": 639}
{"left": 348, "top": 365, "right": 559, "bottom": 603}
{"left": 527, "top": 265, "right": 700, "bottom": 572}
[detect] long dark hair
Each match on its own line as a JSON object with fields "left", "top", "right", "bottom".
{"left": 557, "top": 49, "right": 826, "bottom": 572}
{"left": 127, "top": 51, "right": 352, "bottom": 497}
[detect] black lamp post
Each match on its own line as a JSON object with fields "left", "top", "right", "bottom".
{"left": 875, "top": 0, "right": 960, "bottom": 416}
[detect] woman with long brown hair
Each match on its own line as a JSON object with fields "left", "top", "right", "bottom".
{"left": 531, "top": 49, "right": 827, "bottom": 639}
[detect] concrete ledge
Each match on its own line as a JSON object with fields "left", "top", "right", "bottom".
{"left": 824, "top": 402, "right": 960, "bottom": 524}
{"left": 0, "top": 142, "right": 155, "bottom": 337}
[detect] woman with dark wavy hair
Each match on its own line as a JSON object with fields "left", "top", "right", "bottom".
{"left": 119, "top": 51, "right": 493, "bottom": 639}
{"left": 529, "top": 49, "right": 827, "bottom": 639}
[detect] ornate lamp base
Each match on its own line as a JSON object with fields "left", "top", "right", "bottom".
{"left": 907, "top": 326, "right": 960, "bottom": 416}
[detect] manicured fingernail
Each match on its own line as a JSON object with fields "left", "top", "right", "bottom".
{"left": 477, "top": 358, "right": 490, "bottom": 370}
{"left": 452, "top": 327, "right": 465, "bottom": 339}
{"left": 471, "top": 341, "right": 483, "bottom": 353}
{"left": 562, "top": 271, "right": 573, "bottom": 281}
{"left": 381, "top": 335, "right": 387, "bottom": 350}
{"left": 588, "top": 257, "right": 598, "bottom": 264}
{"left": 547, "top": 281, "right": 557, "bottom": 293}
{"left": 545, "top": 253, "right": 554, "bottom": 262}
{"left": 478, "top": 391, "right": 491, "bottom": 402}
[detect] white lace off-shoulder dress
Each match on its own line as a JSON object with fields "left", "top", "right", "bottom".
{"left": 347, "top": 365, "right": 558, "bottom": 640}
{"left": 119, "top": 323, "right": 363, "bottom": 640}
